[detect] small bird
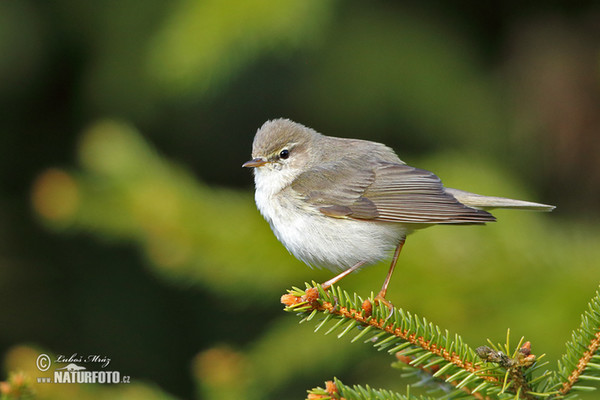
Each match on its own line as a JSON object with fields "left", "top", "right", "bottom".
{"left": 243, "top": 118, "right": 555, "bottom": 306}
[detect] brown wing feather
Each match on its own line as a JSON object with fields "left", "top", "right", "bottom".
{"left": 292, "top": 160, "right": 495, "bottom": 225}
{"left": 290, "top": 159, "right": 376, "bottom": 213}
{"left": 360, "top": 163, "right": 495, "bottom": 224}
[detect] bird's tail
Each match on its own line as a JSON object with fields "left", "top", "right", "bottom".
{"left": 445, "top": 188, "right": 555, "bottom": 211}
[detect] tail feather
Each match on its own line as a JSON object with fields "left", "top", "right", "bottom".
{"left": 445, "top": 188, "right": 555, "bottom": 212}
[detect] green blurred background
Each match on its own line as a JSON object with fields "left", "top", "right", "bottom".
{"left": 2, "top": 1, "right": 600, "bottom": 399}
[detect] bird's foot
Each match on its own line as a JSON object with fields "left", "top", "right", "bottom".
{"left": 374, "top": 292, "right": 395, "bottom": 321}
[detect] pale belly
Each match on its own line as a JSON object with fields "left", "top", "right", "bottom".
{"left": 257, "top": 191, "right": 407, "bottom": 272}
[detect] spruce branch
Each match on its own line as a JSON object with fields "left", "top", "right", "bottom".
{"left": 551, "top": 287, "right": 600, "bottom": 396}
{"left": 282, "top": 284, "right": 492, "bottom": 377}
{"left": 475, "top": 340, "right": 538, "bottom": 400}
{"left": 283, "top": 283, "right": 600, "bottom": 399}
{"left": 282, "top": 283, "right": 510, "bottom": 398}
{"left": 307, "top": 377, "right": 436, "bottom": 400}
{"left": 393, "top": 353, "right": 492, "bottom": 400}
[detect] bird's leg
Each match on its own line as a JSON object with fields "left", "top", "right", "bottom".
{"left": 321, "top": 260, "right": 367, "bottom": 290}
{"left": 374, "top": 237, "right": 406, "bottom": 310}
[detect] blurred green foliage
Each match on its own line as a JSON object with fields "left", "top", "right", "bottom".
{"left": 147, "top": 0, "right": 335, "bottom": 95}
{"left": 1, "top": 1, "right": 600, "bottom": 399}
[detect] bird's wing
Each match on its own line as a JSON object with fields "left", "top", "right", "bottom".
{"left": 291, "top": 160, "right": 495, "bottom": 224}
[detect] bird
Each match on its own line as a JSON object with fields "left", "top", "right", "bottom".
{"left": 243, "top": 118, "right": 555, "bottom": 307}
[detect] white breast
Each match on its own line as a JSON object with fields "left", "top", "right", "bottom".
{"left": 254, "top": 168, "right": 406, "bottom": 272}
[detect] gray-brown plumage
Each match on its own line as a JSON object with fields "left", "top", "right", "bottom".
{"left": 243, "top": 118, "right": 554, "bottom": 305}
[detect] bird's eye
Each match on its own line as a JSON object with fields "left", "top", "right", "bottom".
{"left": 279, "top": 149, "right": 289, "bottom": 159}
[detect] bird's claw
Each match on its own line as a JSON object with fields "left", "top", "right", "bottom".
{"left": 374, "top": 293, "right": 395, "bottom": 321}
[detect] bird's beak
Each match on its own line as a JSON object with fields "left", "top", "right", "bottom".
{"left": 242, "top": 158, "right": 267, "bottom": 168}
